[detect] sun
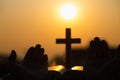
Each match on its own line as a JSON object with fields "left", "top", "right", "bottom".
{"left": 60, "top": 4, "right": 77, "bottom": 20}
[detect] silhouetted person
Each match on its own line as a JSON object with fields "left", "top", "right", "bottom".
{"left": 0, "top": 44, "right": 48, "bottom": 80}
{"left": 12, "top": 44, "right": 48, "bottom": 80}
{"left": 85, "top": 37, "right": 112, "bottom": 80}
{"left": 0, "top": 50, "right": 17, "bottom": 79}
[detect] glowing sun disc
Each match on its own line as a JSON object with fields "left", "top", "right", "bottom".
{"left": 61, "top": 4, "right": 77, "bottom": 20}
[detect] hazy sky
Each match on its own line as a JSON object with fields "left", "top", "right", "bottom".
{"left": 0, "top": 0, "right": 120, "bottom": 60}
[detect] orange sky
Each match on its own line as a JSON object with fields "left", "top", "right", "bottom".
{"left": 0, "top": 0, "right": 120, "bottom": 61}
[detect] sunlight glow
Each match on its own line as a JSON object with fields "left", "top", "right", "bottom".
{"left": 71, "top": 66, "right": 83, "bottom": 71}
{"left": 48, "top": 65, "right": 65, "bottom": 72}
{"left": 60, "top": 4, "right": 77, "bottom": 20}
{"left": 49, "top": 65, "right": 83, "bottom": 72}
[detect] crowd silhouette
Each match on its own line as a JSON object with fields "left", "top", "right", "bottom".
{"left": 0, "top": 37, "right": 120, "bottom": 80}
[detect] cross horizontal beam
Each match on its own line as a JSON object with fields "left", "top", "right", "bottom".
{"left": 56, "top": 38, "right": 81, "bottom": 43}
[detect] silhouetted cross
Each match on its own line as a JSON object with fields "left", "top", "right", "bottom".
{"left": 56, "top": 28, "right": 81, "bottom": 70}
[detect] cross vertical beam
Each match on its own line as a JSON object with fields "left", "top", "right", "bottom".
{"left": 66, "top": 29, "right": 71, "bottom": 70}
{"left": 56, "top": 28, "right": 81, "bottom": 70}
